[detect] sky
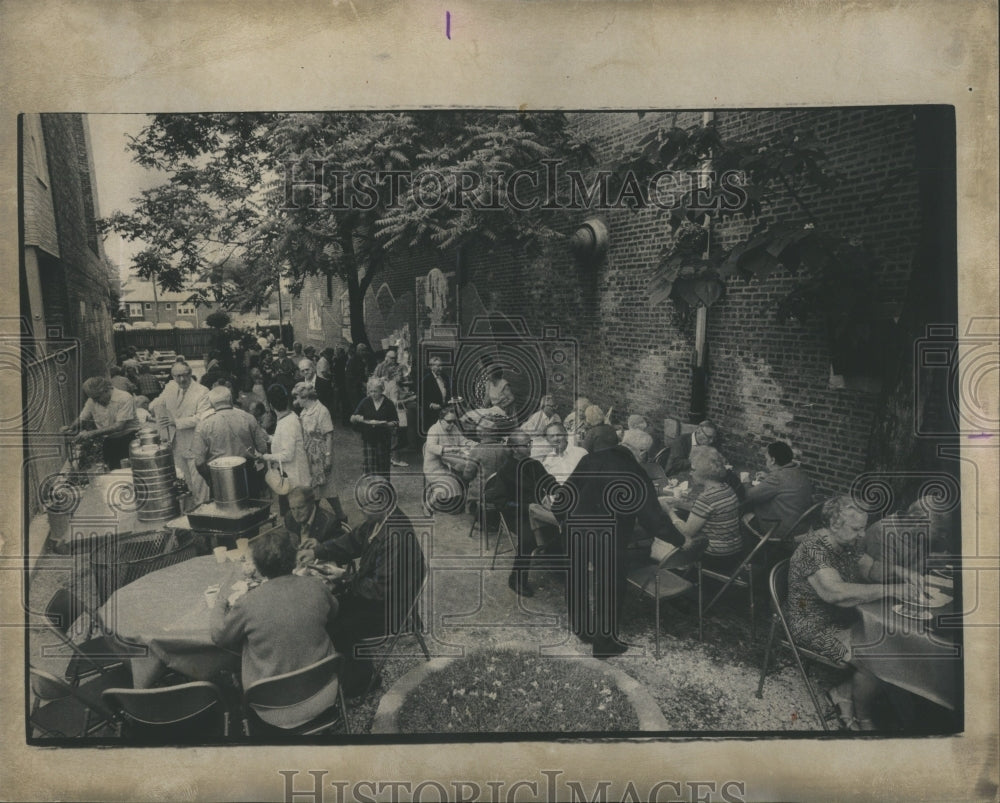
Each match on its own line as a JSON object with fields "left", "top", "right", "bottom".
{"left": 87, "top": 113, "right": 158, "bottom": 284}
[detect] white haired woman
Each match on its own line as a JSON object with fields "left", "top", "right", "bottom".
{"left": 294, "top": 382, "right": 348, "bottom": 523}
{"left": 787, "top": 495, "right": 925, "bottom": 729}
{"left": 350, "top": 376, "right": 399, "bottom": 480}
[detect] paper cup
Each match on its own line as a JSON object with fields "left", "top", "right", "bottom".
{"left": 204, "top": 586, "right": 220, "bottom": 609}
{"left": 740, "top": 471, "right": 750, "bottom": 484}
{"left": 236, "top": 537, "right": 250, "bottom": 556}
{"left": 213, "top": 546, "right": 228, "bottom": 564}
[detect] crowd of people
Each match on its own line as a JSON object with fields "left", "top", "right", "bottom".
{"left": 59, "top": 335, "right": 958, "bottom": 727}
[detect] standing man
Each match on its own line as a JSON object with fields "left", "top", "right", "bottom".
{"left": 419, "top": 356, "right": 453, "bottom": 437}
{"left": 297, "top": 358, "right": 335, "bottom": 416}
{"left": 150, "top": 361, "right": 211, "bottom": 505}
{"left": 563, "top": 429, "right": 698, "bottom": 657}
{"left": 190, "top": 385, "right": 269, "bottom": 499}
{"left": 60, "top": 376, "right": 141, "bottom": 470}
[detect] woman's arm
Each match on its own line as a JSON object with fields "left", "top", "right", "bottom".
{"left": 665, "top": 508, "right": 707, "bottom": 539}
{"left": 808, "top": 565, "right": 917, "bottom": 607}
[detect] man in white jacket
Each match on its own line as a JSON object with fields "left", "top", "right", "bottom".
{"left": 150, "top": 361, "right": 211, "bottom": 505}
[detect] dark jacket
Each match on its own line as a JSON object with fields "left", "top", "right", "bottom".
{"left": 484, "top": 455, "right": 555, "bottom": 536}
{"left": 419, "top": 370, "right": 453, "bottom": 436}
{"left": 284, "top": 504, "right": 341, "bottom": 548}
{"left": 658, "top": 432, "right": 696, "bottom": 476}
{"left": 314, "top": 508, "right": 426, "bottom": 631}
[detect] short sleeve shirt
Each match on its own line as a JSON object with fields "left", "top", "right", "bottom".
{"left": 81, "top": 388, "right": 139, "bottom": 432}
{"left": 690, "top": 483, "right": 741, "bottom": 555}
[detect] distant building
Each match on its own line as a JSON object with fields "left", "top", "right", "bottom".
{"left": 119, "top": 277, "right": 216, "bottom": 327}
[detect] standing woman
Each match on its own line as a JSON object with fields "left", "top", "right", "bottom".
{"left": 253, "top": 385, "right": 310, "bottom": 515}
{"left": 350, "top": 377, "right": 398, "bottom": 481}
{"left": 294, "top": 382, "right": 348, "bottom": 524}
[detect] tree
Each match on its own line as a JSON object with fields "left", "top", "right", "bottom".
{"left": 99, "top": 112, "right": 592, "bottom": 346}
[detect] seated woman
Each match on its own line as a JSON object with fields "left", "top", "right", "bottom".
{"left": 210, "top": 529, "right": 340, "bottom": 729}
{"left": 661, "top": 445, "right": 742, "bottom": 573}
{"left": 787, "top": 495, "right": 923, "bottom": 730}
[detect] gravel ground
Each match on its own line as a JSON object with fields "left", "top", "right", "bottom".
{"left": 27, "top": 424, "right": 831, "bottom": 737}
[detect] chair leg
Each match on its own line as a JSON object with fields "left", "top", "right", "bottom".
{"left": 747, "top": 565, "right": 756, "bottom": 644}
{"left": 338, "top": 685, "right": 351, "bottom": 735}
{"left": 779, "top": 620, "right": 830, "bottom": 731}
{"left": 696, "top": 567, "right": 703, "bottom": 641}
{"left": 756, "top": 616, "right": 778, "bottom": 698}
{"left": 654, "top": 576, "right": 661, "bottom": 660}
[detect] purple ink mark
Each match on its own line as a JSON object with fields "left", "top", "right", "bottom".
{"left": 446, "top": 11, "right": 451, "bottom": 39}
{"left": 967, "top": 432, "right": 993, "bottom": 439}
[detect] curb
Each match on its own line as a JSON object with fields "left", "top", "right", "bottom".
{"left": 371, "top": 646, "right": 669, "bottom": 734}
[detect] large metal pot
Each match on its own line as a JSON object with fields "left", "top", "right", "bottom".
{"left": 208, "top": 456, "right": 249, "bottom": 509}
{"left": 129, "top": 433, "right": 180, "bottom": 523}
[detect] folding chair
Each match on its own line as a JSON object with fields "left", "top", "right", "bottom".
{"left": 29, "top": 665, "right": 126, "bottom": 738}
{"left": 41, "top": 586, "right": 129, "bottom": 686}
{"left": 787, "top": 498, "right": 827, "bottom": 544}
{"left": 243, "top": 654, "right": 350, "bottom": 737}
{"left": 626, "top": 544, "right": 702, "bottom": 659}
{"left": 466, "top": 473, "right": 518, "bottom": 565}
{"left": 355, "top": 575, "right": 431, "bottom": 697}
{"left": 755, "top": 559, "right": 848, "bottom": 731}
{"left": 700, "top": 516, "right": 780, "bottom": 642}
{"left": 103, "top": 681, "right": 232, "bottom": 742}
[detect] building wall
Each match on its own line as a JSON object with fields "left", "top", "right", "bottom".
{"left": 125, "top": 299, "right": 215, "bottom": 327}
{"left": 34, "top": 114, "right": 116, "bottom": 379}
{"left": 286, "top": 109, "right": 927, "bottom": 494}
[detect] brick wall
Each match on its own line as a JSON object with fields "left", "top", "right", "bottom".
{"left": 290, "top": 109, "right": 929, "bottom": 494}
{"left": 40, "top": 114, "right": 116, "bottom": 379}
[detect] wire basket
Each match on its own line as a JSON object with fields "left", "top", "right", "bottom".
{"left": 90, "top": 529, "right": 197, "bottom": 605}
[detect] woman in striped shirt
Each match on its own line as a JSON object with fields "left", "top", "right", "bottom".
{"left": 661, "top": 445, "right": 743, "bottom": 573}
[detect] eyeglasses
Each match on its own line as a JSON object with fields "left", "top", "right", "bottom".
{"left": 172, "top": 372, "right": 192, "bottom": 379}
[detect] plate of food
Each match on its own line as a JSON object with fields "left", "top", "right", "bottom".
{"left": 893, "top": 603, "right": 933, "bottom": 621}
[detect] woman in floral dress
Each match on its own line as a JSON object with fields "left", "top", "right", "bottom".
{"left": 294, "top": 383, "right": 347, "bottom": 523}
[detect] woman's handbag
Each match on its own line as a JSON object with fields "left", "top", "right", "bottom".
{"left": 264, "top": 459, "right": 292, "bottom": 495}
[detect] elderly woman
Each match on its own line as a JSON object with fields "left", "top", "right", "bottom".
{"left": 210, "top": 529, "right": 340, "bottom": 730}
{"left": 294, "top": 382, "right": 347, "bottom": 523}
{"left": 350, "top": 376, "right": 399, "bottom": 480}
{"left": 250, "top": 385, "right": 310, "bottom": 515}
{"left": 787, "top": 495, "right": 923, "bottom": 729}
{"left": 661, "top": 445, "right": 742, "bottom": 572}
{"left": 522, "top": 395, "right": 560, "bottom": 457}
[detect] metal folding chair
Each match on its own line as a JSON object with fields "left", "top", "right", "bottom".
{"left": 103, "top": 680, "right": 232, "bottom": 741}
{"left": 41, "top": 586, "right": 129, "bottom": 686}
{"left": 626, "top": 545, "right": 702, "bottom": 659}
{"left": 29, "top": 665, "right": 126, "bottom": 738}
{"left": 755, "top": 559, "right": 848, "bottom": 731}
{"left": 242, "top": 654, "right": 350, "bottom": 737}
{"left": 700, "top": 516, "right": 780, "bottom": 642}
{"left": 466, "top": 472, "right": 518, "bottom": 565}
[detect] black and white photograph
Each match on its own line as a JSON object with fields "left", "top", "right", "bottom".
{"left": 2, "top": 2, "right": 997, "bottom": 802}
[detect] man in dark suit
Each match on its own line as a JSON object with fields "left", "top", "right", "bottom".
{"left": 283, "top": 487, "right": 341, "bottom": 547}
{"left": 562, "top": 429, "right": 701, "bottom": 657}
{"left": 296, "top": 494, "right": 427, "bottom": 696}
{"left": 484, "top": 430, "right": 555, "bottom": 598}
{"left": 419, "top": 355, "right": 453, "bottom": 437}
{"left": 658, "top": 420, "right": 718, "bottom": 476}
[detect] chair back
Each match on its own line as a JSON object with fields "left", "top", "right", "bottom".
{"left": 768, "top": 558, "right": 791, "bottom": 617}
{"left": 662, "top": 417, "right": 681, "bottom": 441}
{"left": 30, "top": 666, "right": 75, "bottom": 703}
{"left": 44, "top": 587, "right": 83, "bottom": 635}
{"left": 103, "top": 681, "right": 227, "bottom": 727}
{"left": 244, "top": 654, "right": 340, "bottom": 710}
{"left": 786, "top": 499, "right": 825, "bottom": 539}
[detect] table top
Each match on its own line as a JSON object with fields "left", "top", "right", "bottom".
{"left": 852, "top": 579, "right": 962, "bottom": 710}
{"left": 99, "top": 555, "right": 241, "bottom": 686}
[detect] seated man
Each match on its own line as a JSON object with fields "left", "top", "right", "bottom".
{"left": 528, "top": 422, "right": 589, "bottom": 554}
{"left": 741, "top": 441, "right": 815, "bottom": 540}
{"left": 861, "top": 494, "right": 956, "bottom": 576}
{"left": 658, "top": 419, "right": 718, "bottom": 476}
{"left": 562, "top": 396, "right": 591, "bottom": 447}
{"left": 483, "top": 431, "right": 555, "bottom": 597}
{"left": 60, "top": 376, "right": 140, "bottom": 469}
{"left": 522, "top": 394, "right": 561, "bottom": 458}
{"left": 295, "top": 488, "right": 426, "bottom": 696}
{"left": 283, "top": 486, "right": 342, "bottom": 548}
{"left": 581, "top": 405, "right": 618, "bottom": 453}
{"left": 462, "top": 419, "right": 511, "bottom": 503}
{"left": 423, "top": 408, "right": 475, "bottom": 511}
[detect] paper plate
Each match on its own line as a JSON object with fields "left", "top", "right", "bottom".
{"left": 893, "top": 603, "right": 933, "bottom": 621}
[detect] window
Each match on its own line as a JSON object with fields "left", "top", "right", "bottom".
{"left": 144, "top": 303, "right": 152, "bottom": 310}
{"left": 164, "top": 303, "right": 172, "bottom": 311}
{"left": 177, "top": 305, "right": 196, "bottom": 316}
{"left": 128, "top": 303, "right": 143, "bottom": 317}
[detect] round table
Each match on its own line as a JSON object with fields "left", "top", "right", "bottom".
{"left": 99, "top": 555, "right": 241, "bottom": 688}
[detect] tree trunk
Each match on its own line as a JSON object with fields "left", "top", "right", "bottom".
{"left": 864, "top": 107, "right": 958, "bottom": 504}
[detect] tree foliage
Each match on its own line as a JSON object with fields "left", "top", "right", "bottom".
{"left": 99, "top": 112, "right": 592, "bottom": 345}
